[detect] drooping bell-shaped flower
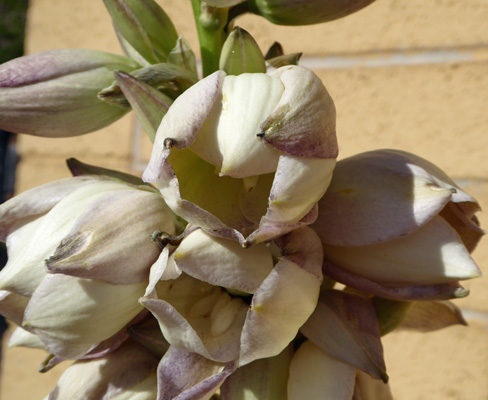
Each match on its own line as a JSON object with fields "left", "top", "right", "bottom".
{"left": 141, "top": 226, "right": 323, "bottom": 366}
{"left": 0, "top": 172, "right": 177, "bottom": 359}
{"left": 312, "top": 149, "right": 484, "bottom": 300}
{"left": 0, "top": 49, "right": 139, "bottom": 136}
{"left": 44, "top": 340, "right": 159, "bottom": 400}
{"left": 144, "top": 65, "right": 337, "bottom": 246}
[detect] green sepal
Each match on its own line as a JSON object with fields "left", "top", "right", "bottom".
{"left": 372, "top": 297, "right": 413, "bottom": 336}
{"left": 114, "top": 71, "right": 173, "bottom": 142}
{"left": 266, "top": 52, "right": 302, "bottom": 69}
{"left": 265, "top": 41, "right": 284, "bottom": 59}
{"left": 168, "top": 36, "right": 199, "bottom": 81}
{"left": 66, "top": 158, "right": 157, "bottom": 190}
{"left": 103, "top": 0, "right": 178, "bottom": 64}
{"left": 219, "top": 26, "right": 266, "bottom": 75}
{"left": 98, "top": 63, "right": 196, "bottom": 107}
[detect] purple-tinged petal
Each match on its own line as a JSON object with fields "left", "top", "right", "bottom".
{"left": 172, "top": 229, "right": 273, "bottom": 293}
{"left": 400, "top": 300, "right": 467, "bottom": 332}
{"left": 153, "top": 149, "right": 250, "bottom": 243}
{"left": 47, "top": 340, "right": 159, "bottom": 400}
{"left": 128, "top": 316, "right": 170, "bottom": 357}
{"left": 23, "top": 274, "right": 146, "bottom": 359}
{"left": 39, "top": 310, "right": 148, "bottom": 373}
{"left": 0, "top": 51, "right": 135, "bottom": 136}
{"left": 323, "top": 216, "right": 481, "bottom": 286}
{"left": 324, "top": 260, "right": 470, "bottom": 301}
{"left": 239, "top": 227, "right": 323, "bottom": 365}
{"left": 46, "top": 189, "right": 175, "bottom": 284}
{"left": 190, "top": 73, "right": 283, "bottom": 178}
{"left": 157, "top": 346, "right": 237, "bottom": 400}
{"left": 260, "top": 65, "right": 338, "bottom": 159}
{"left": 0, "top": 176, "right": 100, "bottom": 241}
{"left": 221, "top": 345, "right": 292, "bottom": 399}
{"left": 440, "top": 202, "right": 485, "bottom": 253}
{"left": 246, "top": 155, "right": 335, "bottom": 246}
{"left": 300, "top": 290, "right": 388, "bottom": 382}
{"left": 0, "top": 49, "right": 138, "bottom": 88}
{"left": 146, "top": 245, "right": 180, "bottom": 297}
{"left": 288, "top": 341, "right": 355, "bottom": 400}
{"left": 143, "top": 70, "right": 224, "bottom": 182}
{"left": 142, "top": 274, "right": 248, "bottom": 362}
{"left": 313, "top": 149, "right": 464, "bottom": 247}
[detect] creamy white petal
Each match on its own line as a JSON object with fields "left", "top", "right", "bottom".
{"left": 288, "top": 341, "right": 355, "bottom": 400}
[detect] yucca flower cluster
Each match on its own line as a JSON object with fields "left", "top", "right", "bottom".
{"left": 0, "top": 1, "right": 483, "bottom": 399}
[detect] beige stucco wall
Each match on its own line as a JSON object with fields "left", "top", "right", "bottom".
{"left": 2, "top": 0, "right": 488, "bottom": 399}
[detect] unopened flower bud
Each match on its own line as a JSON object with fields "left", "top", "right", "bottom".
{"left": 248, "top": 0, "right": 376, "bottom": 26}
{"left": 0, "top": 49, "right": 139, "bottom": 137}
{"left": 219, "top": 27, "right": 266, "bottom": 75}
{"left": 103, "top": 0, "right": 178, "bottom": 64}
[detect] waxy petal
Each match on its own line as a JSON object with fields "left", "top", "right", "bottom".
{"left": 8, "top": 327, "right": 45, "bottom": 350}
{"left": 157, "top": 347, "right": 237, "bottom": 400}
{"left": 245, "top": 156, "right": 334, "bottom": 246}
{"left": 172, "top": 229, "right": 274, "bottom": 293}
{"left": 440, "top": 202, "right": 484, "bottom": 253}
{"left": 300, "top": 290, "right": 388, "bottom": 381}
{"left": 288, "top": 341, "right": 355, "bottom": 400}
{"left": 0, "top": 176, "right": 100, "bottom": 241}
{"left": 23, "top": 274, "right": 146, "bottom": 359}
{"left": 324, "top": 260, "right": 470, "bottom": 301}
{"left": 191, "top": 73, "right": 283, "bottom": 178}
{"left": 261, "top": 65, "right": 338, "bottom": 159}
{"left": 153, "top": 149, "right": 251, "bottom": 242}
{"left": 146, "top": 245, "right": 181, "bottom": 297}
{"left": 0, "top": 181, "right": 131, "bottom": 296}
{"left": 323, "top": 216, "right": 481, "bottom": 286}
{"left": 144, "top": 67, "right": 337, "bottom": 246}
{"left": 313, "top": 149, "right": 471, "bottom": 246}
{"left": 0, "top": 290, "right": 29, "bottom": 326}
{"left": 48, "top": 340, "right": 159, "bottom": 400}
{"left": 46, "top": 189, "right": 175, "bottom": 284}
{"left": 142, "top": 274, "right": 248, "bottom": 362}
{"left": 143, "top": 70, "right": 224, "bottom": 182}
{"left": 239, "top": 227, "right": 323, "bottom": 365}
{"left": 221, "top": 345, "right": 292, "bottom": 400}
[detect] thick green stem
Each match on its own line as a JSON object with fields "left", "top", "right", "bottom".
{"left": 191, "top": 0, "right": 228, "bottom": 77}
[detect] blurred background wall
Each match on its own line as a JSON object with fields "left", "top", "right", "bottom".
{"left": 2, "top": 1, "right": 488, "bottom": 399}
